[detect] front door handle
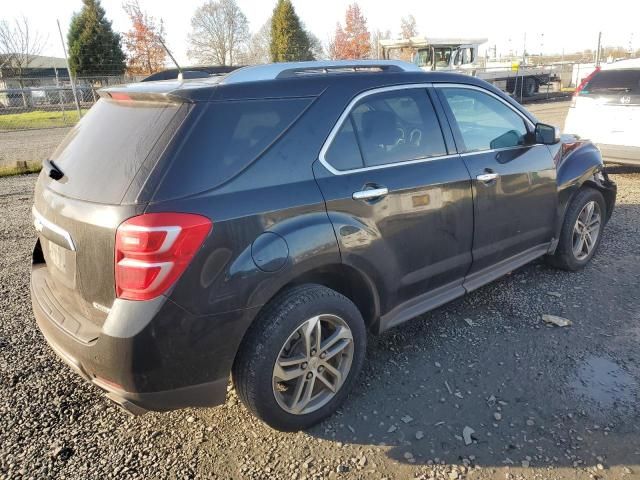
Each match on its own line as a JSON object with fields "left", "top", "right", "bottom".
{"left": 476, "top": 172, "right": 499, "bottom": 183}
{"left": 352, "top": 187, "right": 389, "bottom": 201}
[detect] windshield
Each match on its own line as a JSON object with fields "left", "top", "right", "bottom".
{"left": 434, "top": 48, "right": 453, "bottom": 68}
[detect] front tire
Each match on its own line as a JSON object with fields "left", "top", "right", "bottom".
{"left": 548, "top": 187, "right": 606, "bottom": 271}
{"left": 232, "top": 284, "right": 366, "bottom": 431}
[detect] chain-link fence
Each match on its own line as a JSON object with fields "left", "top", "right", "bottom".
{"left": 0, "top": 75, "right": 141, "bottom": 129}
{"left": 0, "top": 75, "right": 143, "bottom": 172}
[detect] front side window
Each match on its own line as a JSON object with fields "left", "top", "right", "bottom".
{"left": 440, "top": 88, "right": 529, "bottom": 152}
{"left": 324, "top": 89, "right": 447, "bottom": 170}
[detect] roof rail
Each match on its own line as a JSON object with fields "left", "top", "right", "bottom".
{"left": 220, "top": 60, "right": 421, "bottom": 84}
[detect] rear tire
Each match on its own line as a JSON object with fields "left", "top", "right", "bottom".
{"left": 547, "top": 187, "right": 606, "bottom": 271}
{"left": 232, "top": 284, "right": 366, "bottom": 431}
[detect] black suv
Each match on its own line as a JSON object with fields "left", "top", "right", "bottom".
{"left": 31, "top": 60, "right": 616, "bottom": 431}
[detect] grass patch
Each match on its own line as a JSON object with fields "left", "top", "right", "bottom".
{"left": 0, "top": 162, "right": 42, "bottom": 177}
{"left": 0, "top": 109, "right": 90, "bottom": 130}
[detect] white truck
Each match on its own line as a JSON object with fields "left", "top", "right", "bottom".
{"left": 379, "top": 37, "right": 557, "bottom": 97}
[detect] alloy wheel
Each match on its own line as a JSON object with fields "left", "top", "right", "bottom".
{"left": 572, "top": 200, "right": 601, "bottom": 261}
{"left": 272, "top": 314, "right": 354, "bottom": 415}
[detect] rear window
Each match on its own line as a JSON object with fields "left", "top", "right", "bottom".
{"left": 154, "top": 98, "right": 312, "bottom": 200}
{"left": 584, "top": 69, "right": 640, "bottom": 94}
{"left": 49, "top": 99, "right": 184, "bottom": 204}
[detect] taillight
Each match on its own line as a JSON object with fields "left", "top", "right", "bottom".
{"left": 571, "top": 66, "right": 600, "bottom": 107}
{"left": 115, "top": 213, "right": 212, "bottom": 301}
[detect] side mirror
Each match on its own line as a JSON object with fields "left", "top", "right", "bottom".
{"left": 535, "top": 123, "right": 561, "bottom": 145}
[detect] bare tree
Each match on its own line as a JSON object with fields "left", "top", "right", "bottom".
{"left": 370, "top": 29, "right": 391, "bottom": 59}
{"left": 187, "top": 0, "right": 249, "bottom": 66}
{"left": 400, "top": 15, "right": 417, "bottom": 40}
{"left": 0, "top": 17, "right": 46, "bottom": 106}
{"left": 243, "top": 19, "right": 271, "bottom": 65}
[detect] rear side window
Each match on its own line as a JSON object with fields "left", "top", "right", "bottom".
{"left": 440, "top": 88, "right": 528, "bottom": 152}
{"left": 156, "top": 98, "right": 311, "bottom": 199}
{"left": 324, "top": 89, "right": 447, "bottom": 170}
{"left": 584, "top": 69, "right": 640, "bottom": 94}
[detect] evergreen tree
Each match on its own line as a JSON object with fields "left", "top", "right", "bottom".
{"left": 270, "top": 0, "right": 313, "bottom": 62}
{"left": 68, "top": 0, "right": 126, "bottom": 76}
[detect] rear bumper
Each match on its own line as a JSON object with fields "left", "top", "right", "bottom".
{"left": 598, "top": 144, "right": 640, "bottom": 165}
{"left": 31, "top": 264, "right": 258, "bottom": 414}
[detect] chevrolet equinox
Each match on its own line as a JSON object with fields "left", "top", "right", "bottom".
{"left": 30, "top": 60, "right": 616, "bottom": 431}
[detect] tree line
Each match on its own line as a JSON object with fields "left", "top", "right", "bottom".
{"left": 53, "top": 0, "right": 420, "bottom": 76}
{"left": 4, "top": 0, "right": 638, "bottom": 78}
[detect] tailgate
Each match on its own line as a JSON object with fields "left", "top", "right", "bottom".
{"left": 33, "top": 181, "right": 145, "bottom": 330}
{"left": 31, "top": 91, "right": 192, "bottom": 331}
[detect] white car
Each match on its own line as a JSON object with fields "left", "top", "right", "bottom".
{"left": 564, "top": 60, "right": 640, "bottom": 165}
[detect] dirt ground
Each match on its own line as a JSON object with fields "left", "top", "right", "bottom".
{"left": 1, "top": 100, "right": 639, "bottom": 480}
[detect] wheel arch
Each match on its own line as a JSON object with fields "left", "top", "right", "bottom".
{"left": 238, "top": 262, "right": 380, "bottom": 346}
{"left": 278, "top": 263, "right": 380, "bottom": 331}
{"left": 231, "top": 263, "right": 380, "bottom": 385}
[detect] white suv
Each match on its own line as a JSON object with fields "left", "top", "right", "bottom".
{"left": 564, "top": 60, "right": 640, "bottom": 165}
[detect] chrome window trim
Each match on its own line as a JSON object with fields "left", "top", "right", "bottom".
{"left": 318, "top": 83, "right": 459, "bottom": 176}
{"left": 318, "top": 82, "right": 539, "bottom": 176}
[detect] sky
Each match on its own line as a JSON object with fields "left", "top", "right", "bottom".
{"left": 3, "top": 0, "right": 639, "bottom": 65}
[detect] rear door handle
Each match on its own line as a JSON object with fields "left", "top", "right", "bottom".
{"left": 352, "top": 187, "right": 389, "bottom": 201}
{"left": 476, "top": 172, "right": 499, "bottom": 183}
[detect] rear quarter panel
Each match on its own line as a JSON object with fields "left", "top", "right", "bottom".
{"left": 146, "top": 91, "right": 346, "bottom": 318}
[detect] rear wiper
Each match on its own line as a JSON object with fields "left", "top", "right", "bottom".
{"left": 45, "top": 159, "right": 64, "bottom": 181}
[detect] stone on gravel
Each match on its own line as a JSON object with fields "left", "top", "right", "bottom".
{"left": 542, "top": 314, "right": 572, "bottom": 327}
{"left": 462, "top": 426, "right": 475, "bottom": 445}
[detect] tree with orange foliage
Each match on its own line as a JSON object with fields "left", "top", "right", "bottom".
{"left": 329, "top": 3, "right": 370, "bottom": 60}
{"left": 399, "top": 15, "right": 417, "bottom": 61}
{"left": 122, "top": 0, "right": 167, "bottom": 75}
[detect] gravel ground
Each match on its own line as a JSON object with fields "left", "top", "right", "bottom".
{"left": 1, "top": 101, "right": 640, "bottom": 480}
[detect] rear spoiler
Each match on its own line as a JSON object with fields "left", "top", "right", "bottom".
{"left": 98, "top": 90, "right": 188, "bottom": 103}
{"left": 99, "top": 80, "right": 207, "bottom": 103}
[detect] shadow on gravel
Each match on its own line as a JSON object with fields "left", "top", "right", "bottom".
{"left": 308, "top": 202, "right": 640, "bottom": 470}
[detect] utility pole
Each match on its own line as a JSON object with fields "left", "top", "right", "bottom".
{"left": 595, "top": 31, "right": 602, "bottom": 66}
{"left": 57, "top": 19, "right": 82, "bottom": 119}
{"left": 522, "top": 33, "right": 527, "bottom": 64}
